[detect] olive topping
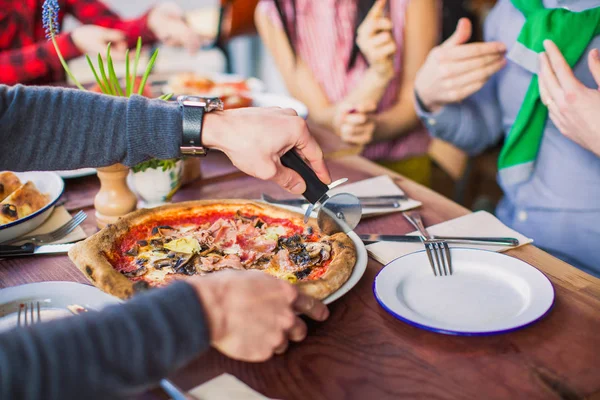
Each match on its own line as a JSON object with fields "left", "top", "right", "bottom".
{"left": 166, "top": 252, "right": 176, "bottom": 259}
{"left": 254, "top": 219, "right": 265, "bottom": 228}
{"left": 1, "top": 204, "right": 17, "bottom": 218}
{"left": 137, "top": 240, "right": 148, "bottom": 247}
{"left": 289, "top": 249, "right": 311, "bottom": 266}
{"left": 294, "top": 268, "right": 312, "bottom": 280}
{"left": 306, "top": 226, "right": 314, "bottom": 235}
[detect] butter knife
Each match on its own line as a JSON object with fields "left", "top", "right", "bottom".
{"left": 0, "top": 242, "right": 74, "bottom": 257}
{"left": 358, "top": 234, "right": 519, "bottom": 246}
{"left": 262, "top": 193, "right": 407, "bottom": 207}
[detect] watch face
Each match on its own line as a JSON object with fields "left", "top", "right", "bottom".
{"left": 177, "top": 95, "right": 223, "bottom": 111}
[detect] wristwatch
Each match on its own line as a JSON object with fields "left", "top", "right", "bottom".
{"left": 178, "top": 95, "right": 223, "bottom": 156}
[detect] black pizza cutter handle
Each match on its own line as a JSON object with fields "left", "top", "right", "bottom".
{"left": 280, "top": 150, "right": 329, "bottom": 204}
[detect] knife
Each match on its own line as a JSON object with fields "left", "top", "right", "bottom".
{"left": 0, "top": 242, "right": 74, "bottom": 257}
{"left": 358, "top": 234, "right": 519, "bottom": 246}
{"left": 261, "top": 193, "right": 406, "bottom": 208}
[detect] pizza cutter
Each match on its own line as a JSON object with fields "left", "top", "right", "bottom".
{"left": 280, "top": 150, "right": 362, "bottom": 234}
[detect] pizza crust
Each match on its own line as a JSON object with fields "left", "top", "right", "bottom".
{"left": 69, "top": 199, "right": 356, "bottom": 300}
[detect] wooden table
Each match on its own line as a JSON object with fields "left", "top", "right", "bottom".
{"left": 2, "top": 154, "right": 600, "bottom": 400}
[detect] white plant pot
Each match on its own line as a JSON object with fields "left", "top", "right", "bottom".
{"left": 131, "top": 160, "right": 183, "bottom": 208}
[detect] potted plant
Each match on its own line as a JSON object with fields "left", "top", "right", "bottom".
{"left": 43, "top": 0, "right": 184, "bottom": 214}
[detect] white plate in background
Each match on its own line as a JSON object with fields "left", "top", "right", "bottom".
{"left": 0, "top": 282, "right": 120, "bottom": 333}
{"left": 0, "top": 171, "right": 64, "bottom": 243}
{"left": 55, "top": 168, "right": 97, "bottom": 179}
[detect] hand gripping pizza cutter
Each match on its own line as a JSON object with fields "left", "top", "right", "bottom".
{"left": 280, "top": 150, "right": 362, "bottom": 234}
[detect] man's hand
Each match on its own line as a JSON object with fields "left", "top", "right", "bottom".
{"left": 333, "top": 102, "right": 377, "bottom": 145}
{"left": 538, "top": 40, "right": 600, "bottom": 157}
{"left": 203, "top": 107, "right": 331, "bottom": 194}
{"left": 71, "top": 25, "right": 127, "bottom": 57}
{"left": 190, "top": 271, "right": 329, "bottom": 362}
{"left": 414, "top": 18, "right": 506, "bottom": 113}
{"left": 356, "top": 0, "right": 396, "bottom": 79}
{"left": 147, "top": 2, "right": 204, "bottom": 52}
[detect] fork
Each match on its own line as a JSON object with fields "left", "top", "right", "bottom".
{"left": 403, "top": 212, "right": 453, "bottom": 276}
{"left": 2, "top": 211, "right": 87, "bottom": 245}
{"left": 17, "top": 301, "right": 41, "bottom": 327}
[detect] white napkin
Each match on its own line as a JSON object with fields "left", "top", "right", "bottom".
{"left": 12, "top": 206, "right": 87, "bottom": 245}
{"left": 366, "top": 211, "right": 533, "bottom": 265}
{"left": 187, "top": 373, "right": 272, "bottom": 400}
{"left": 328, "top": 175, "right": 421, "bottom": 217}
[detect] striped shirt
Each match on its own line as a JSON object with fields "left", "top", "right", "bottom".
{"left": 257, "top": 0, "right": 430, "bottom": 161}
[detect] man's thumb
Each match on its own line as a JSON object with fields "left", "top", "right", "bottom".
{"left": 441, "top": 18, "right": 472, "bottom": 48}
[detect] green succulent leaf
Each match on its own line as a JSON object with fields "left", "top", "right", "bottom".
{"left": 137, "top": 48, "right": 159, "bottom": 96}
{"left": 85, "top": 55, "right": 107, "bottom": 94}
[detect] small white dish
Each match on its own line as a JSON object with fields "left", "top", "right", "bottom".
{"left": 250, "top": 92, "right": 309, "bottom": 120}
{"left": 374, "top": 248, "right": 554, "bottom": 335}
{"left": 0, "top": 171, "right": 64, "bottom": 243}
{"left": 55, "top": 168, "right": 96, "bottom": 179}
{"left": 0, "top": 282, "right": 120, "bottom": 333}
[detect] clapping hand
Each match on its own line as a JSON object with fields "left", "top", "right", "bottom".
{"left": 414, "top": 18, "right": 506, "bottom": 113}
{"left": 538, "top": 40, "right": 600, "bottom": 157}
{"left": 356, "top": 0, "right": 396, "bottom": 78}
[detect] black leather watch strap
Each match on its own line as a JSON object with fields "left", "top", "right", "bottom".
{"left": 181, "top": 103, "right": 205, "bottom": 149}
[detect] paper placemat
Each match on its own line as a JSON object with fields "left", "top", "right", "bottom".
{"left": 188, "top": 373, "right": 272, "bottom": 400}
{"left": 328, "top": 175, "right": 421, "bottom": 217}
{"left": 12, "top": 206, "right": 87, "bottom": 245}
{"left": 366, "top": 211, "right": 533, "bottom": 265}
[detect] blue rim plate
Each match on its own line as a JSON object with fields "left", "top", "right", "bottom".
{"left": 0, "top": 171, "right": 64, "bottom": 231}
{"left": 373, "top": 248, "right": 555, "bottom": 336}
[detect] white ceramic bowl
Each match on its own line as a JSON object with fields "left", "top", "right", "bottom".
{"left": 0, "top": 171, "right": 64, "bottom": 243}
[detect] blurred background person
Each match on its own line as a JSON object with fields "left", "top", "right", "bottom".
{"left": 0, "top": 0, "right": 203, "bottom": 85}
{"left": 255, "top": 0, "right": 439, "bottom": 185}
{"left": 413, "top": 0, "right": 600, "bottom": 276}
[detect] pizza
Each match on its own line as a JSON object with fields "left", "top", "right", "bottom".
{"left": 69, "top": 200, "right": 356, "bottom": 300}
{"left": 0, "top": 173, "right": 49, "bottom": 225}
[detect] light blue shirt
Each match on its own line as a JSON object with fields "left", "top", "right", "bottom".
{"left": 416, "top": 0, "right": 600, "bottom": 276}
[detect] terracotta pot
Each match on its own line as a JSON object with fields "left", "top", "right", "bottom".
{"left": 182, "top": 157, "right": 202, "bottom": 185}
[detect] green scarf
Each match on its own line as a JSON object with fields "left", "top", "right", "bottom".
{"left": 499, "top": 0, "right": 600, "bottom": 185}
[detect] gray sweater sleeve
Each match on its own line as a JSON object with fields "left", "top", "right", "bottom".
{"left": 0, "top": 281, "right": 211, "bottom": 400}
{"left": 0, "top": 84, "right": 182, "bottom": 171}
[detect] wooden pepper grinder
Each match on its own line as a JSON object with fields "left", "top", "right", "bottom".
{"left": 94, "top": 164, "right": 137, "bottom": 229}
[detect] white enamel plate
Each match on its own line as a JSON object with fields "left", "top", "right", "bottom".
{"left": 374, "top": 248, "right": 554, "bottom": 335}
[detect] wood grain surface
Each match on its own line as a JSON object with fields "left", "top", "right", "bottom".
{"left": 1, "top": 155, "right": 599, "bottom": 400}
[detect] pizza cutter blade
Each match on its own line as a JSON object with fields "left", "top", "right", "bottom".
{"left": 280, "top": 150, "right": 362, "bottom": 234}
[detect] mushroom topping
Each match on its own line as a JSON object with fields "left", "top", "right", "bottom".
{"left": 278, "top": 234, "right": 303, "bottom": 253}
{"left": 137, "top": 240, "right": 149, "bottom": 247}
{"left": 125, "top": 245, "right": 139, "bottom": 257}
{"left": 122, "top": 265, "right": 147, "bottom": 278}
{"left": 294, "top": 268, "right": 312, "bottom": 280}
{"left": 151, "top": 225, "right": 175, "bottom": 236}
{"left": 135, "top": 257, "right": 148, "bottom": 266}
{"left": 150, "top": 238, "right": 164, "bottom": 248}
{"left": 152, "top": 259, "right": 174, "bottom": 269}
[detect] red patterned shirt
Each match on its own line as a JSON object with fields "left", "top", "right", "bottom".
{"left": 0, "top": 0, "right": 156, "bottom": 85}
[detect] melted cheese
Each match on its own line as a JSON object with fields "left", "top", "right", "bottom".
{"left": 164, "top": 237, "right": 200, "bottom": 254}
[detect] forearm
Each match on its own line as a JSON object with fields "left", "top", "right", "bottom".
{"left": 0, "top": 282, "right": 210, "bottom": 400}
{"left": 0, "top": 85, "right": 182, "bottom": 171}
{"left": 0, "top": 36, "right": 81, "bottom": 85}
{"left": 373, "top": 88, "right": 421, "bottom": 141}
{"left": 307, "top": 67, "right": 392, "bottom": 131}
